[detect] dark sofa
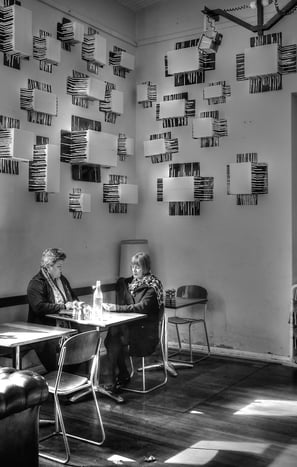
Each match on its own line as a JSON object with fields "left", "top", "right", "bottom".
{"left": 0, "top": 367, "right": 48, "bottom": 467}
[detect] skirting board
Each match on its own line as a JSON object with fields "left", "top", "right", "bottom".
{"left": 168, "top": 342, "right": 296, "bottom": 367}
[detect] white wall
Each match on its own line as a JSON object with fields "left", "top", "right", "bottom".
{"left": 0, "top": 0, "right": 296, "bottom": 361}
{"left": 0, "top": 0, "right": 137, "bottom": 297}
{"left": 38, "top": 0, "right": 137, "bottom": 45}
{"left": 134, "top": 0, "right": 296, "bottom": 358}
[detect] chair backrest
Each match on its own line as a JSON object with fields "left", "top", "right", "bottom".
{"left": 60, "top": 330, "right": 100, "bottom": 367}
{"left": 177, "top": 285, "right": 208, "bottom": 300}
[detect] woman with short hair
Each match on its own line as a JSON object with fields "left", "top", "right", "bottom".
{"left": 27, "top": 248, "right": 78, "bottom": 370}
{"left": 103, "top": 251, "right": 164, "bottom": 392}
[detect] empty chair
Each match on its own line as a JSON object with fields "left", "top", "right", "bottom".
{"left": 39, "top": 330, "right": 105, "bottom": 464}
{"left": 168, "top": 285, "right": 210, "bottom": 364}
{"left": 123, "top": 307, "right": 167, "bottom": 394}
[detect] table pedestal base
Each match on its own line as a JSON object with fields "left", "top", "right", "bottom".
{"left": 96, "top": 385, "right": 124, "bottom": 404}
{"left": 66, "top": 385, "right": 124, "bottom": 404}
{"left": 141, "top": 360, "right": 193, "bottom": 377}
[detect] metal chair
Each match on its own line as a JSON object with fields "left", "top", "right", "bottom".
{"left": 123, "top": 308, "right": 168, "bottom": 394}
{"left": 291, "top": 284, "right": 297, "bottom": 361}
{"left": 39, "top": 330, "right": 105, "bottom": 464}
{"left": 168, "top": 285, "right": 210, "bottom": 364}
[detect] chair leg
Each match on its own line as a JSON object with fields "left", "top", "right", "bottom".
{"left": 63, "top": 387, "right": 105, "bottom": 446}
{"left": 189, "top": 319, "right": 211, "bottom": 364}
{"left": 123, "top": 351, "right": 167, "bottom": 394}
{"left": 169, "top": 322, "right": 193, "bottom": 363}
{"left": 129, "top": 356, "right": 135, "bottom": 378}
{"left": 203, "top": 320, "right": 211, "bottom": 354}
{"left": 39, "top": 393, "right": 71, "bottom": 464}
{"left": 169, "top": 321, "right": 211, "bottom": 365}
{"left": 189, "top": 323, "right": 193, "bottom": 363}
{"left": 39, "top": 387, "right": 105, "bottom": 464}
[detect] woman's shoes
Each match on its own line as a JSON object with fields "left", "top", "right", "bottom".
{"left": 115, "top": 374, "right": 131, "bottom": 390}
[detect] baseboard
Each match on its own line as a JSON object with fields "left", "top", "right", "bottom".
{"left": 168, "top": 342, "right": 294, "bottom": 366}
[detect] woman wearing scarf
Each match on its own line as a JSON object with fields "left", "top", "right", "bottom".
{"left": 103, "top": 251, "right": 164, "bottom": 392}
{"left": 27, "top": 248, "right": 78, "bottom": 370}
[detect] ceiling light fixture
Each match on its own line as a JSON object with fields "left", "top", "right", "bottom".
{"left": 198, "top": 14, "right": 223, "bottom": 53}
{"left": 202, "top": 0, "right": 297, "bottom": 36}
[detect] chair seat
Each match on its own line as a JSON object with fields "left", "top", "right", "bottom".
{"left": 168, "top": 316, "right": 204, "bottom": 325}
{"left": 46, "top": 371, "right": 89, "bottom": 394}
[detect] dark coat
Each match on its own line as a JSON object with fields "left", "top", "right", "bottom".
{"left": 27, "top": 270, "right": 78, "bottom": 326}
{"left": 115, "top": 276, "right": 163, "bottom": 356}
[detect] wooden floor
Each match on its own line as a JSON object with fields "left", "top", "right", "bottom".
{"left": 39, "top": 353, "right": 297, "bottom": 467}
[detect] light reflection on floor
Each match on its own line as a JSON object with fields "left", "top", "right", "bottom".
{"left": 192, "top": 440, "right": 268, "bottom": 453}
{"left": 165, "top": 447, "right": 217, "bottom": 465}
{"left": 234, "top": 399, "right": 297, "bottom": 416}
{"left": 107, "top": 454, "right": 136, "bottom": 463}
{"left": 165, "top": 440, "right": 268, "bottom": 464}
{"left": 268, "top": 444, "right": 297, "bottom": 466}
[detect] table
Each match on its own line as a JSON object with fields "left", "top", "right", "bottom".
{"left": 48, "top": 310, "right": 146, "bottom": 331}
{"left": 47, "top": 310, "right": 146, "bottom": 403}
{"left": 144, "top": 297, "right": 208, "bottom": 377}
{"left": 0, "top": 321, "right": 77, "bottom": 370}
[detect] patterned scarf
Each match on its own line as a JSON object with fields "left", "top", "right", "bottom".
{"left": 128, "top": 273, "right": 164, "bottom": 309}
{"left": 41, "top": 267, "right": 67, "bottom": 305}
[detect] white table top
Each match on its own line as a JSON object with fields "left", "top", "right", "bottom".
{"left": 0, "top": 321, "right": 76, "bottom": 348}
{"left": 48, "top": 310, "right": 146, "bottom": 328}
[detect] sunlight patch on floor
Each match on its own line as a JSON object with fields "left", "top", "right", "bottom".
{"left": 192, "top": 440, "right": 268, "bottom": 454}
{"left": 107, "top": 454, "right": 136, "bottom": 463}
{"left": 268, "top": 444, "right": 297, "bottom": 466}
{"left": 234, "top": 399, "right": 297, "bottom": 416}
{"left": 165, "top": 440, "right": 268, "bottom": 464}
{"left": 165, "top": 448, "right": 217, "bottom": 465}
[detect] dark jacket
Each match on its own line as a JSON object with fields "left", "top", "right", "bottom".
{"left": 27, "top": 270, "right": 78, "bottom": 326}
{"left": 115, "top": 276, "right": 163, "bottom": 356}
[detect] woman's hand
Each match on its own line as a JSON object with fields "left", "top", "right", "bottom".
{"left": 103, "top": 303, "right": 117, "bottom": 312}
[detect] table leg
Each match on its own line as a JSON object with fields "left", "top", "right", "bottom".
{"left": 14, "top": 346, "right": 21, "bottom": 370}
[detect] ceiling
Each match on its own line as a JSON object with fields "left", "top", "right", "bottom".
{"left": 115, "top": 0, "right": 166, "bottom": 12}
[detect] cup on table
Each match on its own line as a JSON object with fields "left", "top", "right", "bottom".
{"left": 82, "top": 304, "right": 92, "bottom": 320}
{"left": 72, "top": 301, "right": 85, "bottom": 319}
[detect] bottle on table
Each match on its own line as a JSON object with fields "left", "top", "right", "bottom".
{"left": 92, "top": 280, "right": 103, "bottom": 320}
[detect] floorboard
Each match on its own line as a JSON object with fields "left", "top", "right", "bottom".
{"left": 38, "top": 354, "right": 297, "bottom": 466}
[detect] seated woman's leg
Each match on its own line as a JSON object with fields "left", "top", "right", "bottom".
{"left": 104, "top": 326, "right": 128, "bottom": 386}
{"left": 34, "top": 340, "right": 58, "bottom": 372}
{"left": 117, "top": 325, "right": 130, "bottom": 383}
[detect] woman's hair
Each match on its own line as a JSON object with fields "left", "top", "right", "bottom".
{"left": 40, "top": 248, "right": 66, "bottom": 268}
{"left": 131, "top": 251, "right": 151, "bottom": 274}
